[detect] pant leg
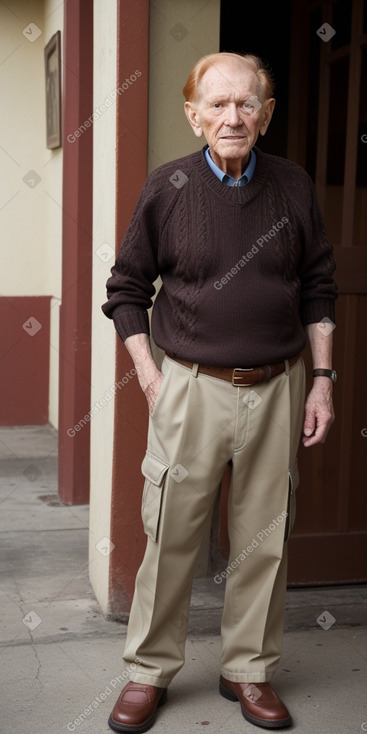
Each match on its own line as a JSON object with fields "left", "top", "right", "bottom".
{"left": 124, "top": 357, "right": 236, "bottom": 687}
{"left": 220, "top": 358, "right": 306, "bottom": 682}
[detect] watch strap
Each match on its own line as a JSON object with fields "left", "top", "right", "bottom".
{"left": 313, "top": 368, "right": 336, "bottom": 382}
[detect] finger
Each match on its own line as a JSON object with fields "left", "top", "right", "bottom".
{"left": 303, "top": 409, "right": 316, "bottom": 438}
{"left": 146, "top": 375, "right": 164, "bottom": 414}
{"left": 303, "top": 418, "right": 331, "bottom": 447}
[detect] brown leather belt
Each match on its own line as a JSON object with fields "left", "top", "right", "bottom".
{"left": 166, "top": 353, "right": 300, "bottom": 387}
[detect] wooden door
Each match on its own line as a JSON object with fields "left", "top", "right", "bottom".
{"left": 219, "top": 0, "right": 367, "bottom": 584}
{"left": 286, "top": 0, "right": 367, "bottom": 584}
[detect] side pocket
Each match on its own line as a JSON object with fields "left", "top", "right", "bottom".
{"left": 284, "top": 460, "right": 300, "bottom": 542}
{"left": 150, "top": 357, "right": 170, "bottom": 419}
{"left": 141, "top": 451, "right": 170, "bottom": 542}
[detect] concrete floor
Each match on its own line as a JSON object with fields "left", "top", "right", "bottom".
{"left": 0, "top": 425, "right": 366, "bottom": 734}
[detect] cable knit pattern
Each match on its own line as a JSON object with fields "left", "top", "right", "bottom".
{"left": 169, "top": 177, "right": 208, "bottom": 354}
{"left": 102, "top": 145, "right": 337, "bottom": 367}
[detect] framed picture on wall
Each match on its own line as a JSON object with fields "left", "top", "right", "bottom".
{"left": 44, "top": 30, "right": 61, "bottom": 149}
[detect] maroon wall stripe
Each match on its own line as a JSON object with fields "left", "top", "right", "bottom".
{"left": 58, "top": 0, "right": 93, "bottom": 504}
{"left": 108, "top": 0, "right": 150, "bottom": 614}
{"left": 0, "top": 296, "right": 50, "bottom": 425}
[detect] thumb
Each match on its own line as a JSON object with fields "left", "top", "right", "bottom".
{"left": 303, "top": 407, "right": 316, "bottom": 436}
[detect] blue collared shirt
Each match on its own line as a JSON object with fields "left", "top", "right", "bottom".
{"left": 204, "top": 146, "right": 256, "bottom": 186}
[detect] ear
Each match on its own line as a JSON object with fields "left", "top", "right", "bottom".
{"left": 259, "top": 98, "right": 275, "bottom": 136}
{"left": 184, "top": 101, "right": 203, "bottom": 138}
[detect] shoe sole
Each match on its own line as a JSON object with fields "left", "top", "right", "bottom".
{"left": 108, "top": 689, "right": 168, "bottom": 733}
{"left": 219, "top": 681, "right": 292, "bottom": 730}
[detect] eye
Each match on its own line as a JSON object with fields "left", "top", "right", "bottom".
{"left": 243, "top": 101, "right": 255, "bottom": 113}
{"left": 243, "top": 96, "right": 261, "bottom": 115}
{"left": 213, "top": 103, "right": 222, "bottom": 109}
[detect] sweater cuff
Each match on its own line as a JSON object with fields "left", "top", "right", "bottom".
{"left": 112, "top": 306, "right": 150, "bottom": 342}
{"left": 300, "top": 299, "right": 335, "bottom": 327}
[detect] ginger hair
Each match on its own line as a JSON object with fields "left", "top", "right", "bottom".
{"left": 183, "top": 52, "right": 274, "bottom": 103}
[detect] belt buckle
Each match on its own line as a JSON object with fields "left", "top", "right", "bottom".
{"left": 232, "top": 367, "right": 254, "bottom": 387}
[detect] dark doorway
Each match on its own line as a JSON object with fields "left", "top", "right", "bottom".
{"left": 220, "top": 0, "right": 292, "bottom": 158}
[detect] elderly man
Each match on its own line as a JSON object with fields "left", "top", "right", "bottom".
{"left": 102, "top": 52, "right": 337, "bottom": 731}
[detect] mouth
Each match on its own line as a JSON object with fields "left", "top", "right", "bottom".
{"left": 220, "top": 136, "right": 246, "bottom": 141}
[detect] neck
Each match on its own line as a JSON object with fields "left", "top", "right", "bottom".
{"left": 209, "top": 150, "right": 250, "bottom": 179}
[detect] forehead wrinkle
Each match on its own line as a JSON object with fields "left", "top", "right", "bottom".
{"left": 198, "top": 63, "right": 259, "bottom": 104}
{"left": 206, "top": 87, "right": 256, "bottom": 105}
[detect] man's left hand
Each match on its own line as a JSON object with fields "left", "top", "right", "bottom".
{"left": 302, "top": 379, "right": 335, "bottom": 447}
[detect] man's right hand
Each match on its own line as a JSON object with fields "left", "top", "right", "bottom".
{"left": 124, "top": 333, "right": 164, "bottom": 414}
{"left": 143, "top": 373, "right": 164, "bottom": 414}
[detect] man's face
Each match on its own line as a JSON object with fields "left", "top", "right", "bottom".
{"left": 184, "top": 59, "right": 275, "bottom": 176}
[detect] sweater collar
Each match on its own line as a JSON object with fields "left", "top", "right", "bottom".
{"left": 204, "top": 147, "right": 257, "bottom": 186}
{"left": 193, "top": 144, "right": 269, "bottom": 206}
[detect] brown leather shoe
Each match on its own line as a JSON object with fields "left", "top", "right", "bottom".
{"left": 108, "top": 682, "right": 167, "bottom": 732}
{"left": 219, "top": 676, "right": 291, "bottom": 729}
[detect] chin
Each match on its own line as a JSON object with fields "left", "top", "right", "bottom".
{"left": 217, "top": 146, "right": 249, "bottom": 160}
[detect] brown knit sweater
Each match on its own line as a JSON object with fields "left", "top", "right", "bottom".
{"left": 102, "top": 145, "right": 337, "bottom": 367}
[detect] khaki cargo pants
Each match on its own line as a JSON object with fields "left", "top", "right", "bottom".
{"left": 123, "top": 355, "right": 305, "bottom": 687}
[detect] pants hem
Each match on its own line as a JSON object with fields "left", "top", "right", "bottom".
{"left": 129, "top": 672, "right": 171, "bottom": 688}
{"left": 220, "top": 669, "right": 273, "bottom": 683}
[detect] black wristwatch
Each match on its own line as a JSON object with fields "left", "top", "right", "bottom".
{"left": 313, "top": 369, "right": 337, "bottom": 383}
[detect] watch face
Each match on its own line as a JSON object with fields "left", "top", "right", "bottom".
{"left": 314, "top": 369, "right": 337, "bottom": 382}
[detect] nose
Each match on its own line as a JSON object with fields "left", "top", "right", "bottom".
{"left": 224, "top": 103, "right": 242, "bottom": 127}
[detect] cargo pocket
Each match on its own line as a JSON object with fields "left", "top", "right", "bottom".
{"left": 141, "top": 451, "right": 170, "bottom": 542}
{"left": 284, "top": 460, "right": 300, "bottom": 542}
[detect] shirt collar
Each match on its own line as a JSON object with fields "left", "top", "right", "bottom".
{"left": 204, "top": 146, "right": 256, "bottom": 186}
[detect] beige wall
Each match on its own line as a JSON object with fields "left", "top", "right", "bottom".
{"left": 148, "top": 0, "right": 221, "bottom": 172}
{"left": 0, "top": 0, "right": 63, "bottom": 427}
{"left": 44, "top": 0, "right": 63, "bottom": 428}
{"left": 89, "top": 0, "right": 118, "bottom": 615}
